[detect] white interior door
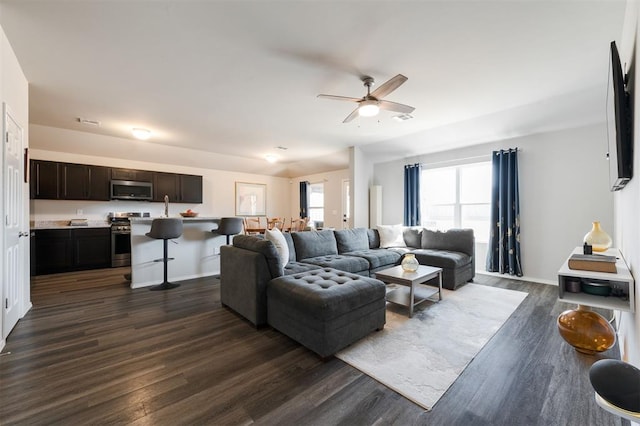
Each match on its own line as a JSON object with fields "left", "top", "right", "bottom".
{"left": 3, "top": 104, "right": 24, "bottom": 337}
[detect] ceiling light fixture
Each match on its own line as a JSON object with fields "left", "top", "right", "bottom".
{"left": 265, "top": 154, "right": 278, "bottom": 163}
{"left": 358, "top": 100, "right": 380, "bottom": 117}
{"left": 132, "top": 128, "right": 151, "bottom": 140}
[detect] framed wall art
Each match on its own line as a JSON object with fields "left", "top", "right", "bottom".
{"left": 235, "top": 182, "right": 266, "bottom": 216}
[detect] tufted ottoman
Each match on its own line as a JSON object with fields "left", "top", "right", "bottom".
{"left": 267, "top": 268, "right": 386, "bottom": 358}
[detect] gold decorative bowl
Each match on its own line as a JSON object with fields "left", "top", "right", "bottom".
{"left": 180, "top": 212, "right": 198, "bottom": 217}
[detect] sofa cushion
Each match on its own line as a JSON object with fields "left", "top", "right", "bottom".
{"left": 411, "top": 248, "right": 472, "bottom": 269}
{"left": 232, "top": 234, "right": 283, "bottom": 278}
{"left": 334, "top": 228, "right": 369, "bottom": 253}
{"left": 403, "top": 227, "right": 423, "bottom": 248}
{"left": 301, "top": 254, "right": 370, "bottom": 274}
{"left": 268, "top": 268, "right": 386, "bottom": 321}
{"left": 265, "top": 228, "right": 289, "bottom": 269}
{"left": 421, "top": 228, "right": 475, "bottom": 256}
{"left": 284, "top": 261, "right": 323, "bottom": 275}
{"left": 367, "top": 229, "right": 380, "bottom": 249}
{"left": 344, "top": 249, "right": 402, "bottom": 269}
{"left": 292, "top": 230, "right": 338, "bottom": 260}
{"left": 283, "top": 231, "right": 297, "bottom": 263}
{"left": 377, "top": 224, "right": 406, "bottom": 248}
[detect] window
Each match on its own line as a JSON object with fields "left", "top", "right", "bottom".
{"left": 308, "top": 182, "right": 324, "bottom": 226}
{"left": 421, "top": 162, "right": 491, "bottom": 243}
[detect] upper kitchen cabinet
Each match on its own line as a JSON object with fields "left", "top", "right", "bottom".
{"left": 111, "top": 168, "right": 153, "bottom": 182}
{"left": 30, "top": 159, "right": 202, "bottom": 203}
{"left": 59, "top": 163, "right": 110, "bottom": 201}
{"left": 153, "top": 172, "right": 202, "bottom": 203}
{"left": 30, "top": 160, "right": 60, "bottom": 199}
{"left": 153, "top": 172, "right": 179, "bottom": 202}
{"left": 180, "top": 174, "right": 203, "bottom": 203}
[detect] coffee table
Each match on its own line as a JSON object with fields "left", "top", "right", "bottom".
{"left": 375, "top": 265, "right": 443, "bottom": 317}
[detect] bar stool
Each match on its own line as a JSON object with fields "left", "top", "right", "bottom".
{"left": 589, "top": 359, "right": 640, "bottom": 423}
{"left": 212, "top": 217, "right": 244, "bottom": 244}
{"left": 146, "top": 218, "right": 183, "bottom": 291}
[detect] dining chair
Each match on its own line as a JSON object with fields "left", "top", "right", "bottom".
{"left": 267, "top": 217, "right": 284, "bottom": 231}
{"left": 290, "top": 217, "right": 309, "bottom": 232}
{"left": 244, "top": 217, "right": 263, "bottom": 234}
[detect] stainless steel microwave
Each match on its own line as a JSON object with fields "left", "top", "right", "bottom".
{"left": 110, "top": 180, "right": 153, "bottom": 201}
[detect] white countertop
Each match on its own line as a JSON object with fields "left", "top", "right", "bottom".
{"left": 130, "top": 216, "right": 220, "bottom": 224}
{"left": 31, "top": 220, "right": 111, "bottom": 230}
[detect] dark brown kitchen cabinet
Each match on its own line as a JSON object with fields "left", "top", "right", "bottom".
{"left": 59, "top": 163, "right": 110, "bottom": 201}
{"left": 30, "top": 160, "right": 60, "bottom": 199}
{"left": 87, "top": 165, "right": 110, "bottom": 200}
{"left": 29, "top": 159, "right": 202, "bottom": 203}
{"left": 34, "top": 229, "right": 73, "bottom": 275}
{"left": 34, "top": 228, "right": 110, "bottom": 275}
{"left": 73, "top": 228, "right": 111, "bottom": 269}
{"left": 180, "top": 174, "right": 203, "bottom": 203}
{"left": 153, "top": 172, "right": 179, "bottom": 202}
{"left": 153, "top": 172, "right": 202, "bottom": 203}
{"left": 111, "top": 168, "right": 153, "bottom": 182}
{"left": 31, "top": 161, "right": 110, "bottom": 201}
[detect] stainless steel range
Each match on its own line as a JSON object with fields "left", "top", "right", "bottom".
{"left": 109, "top": 212, "right": 150, "bottom": 267}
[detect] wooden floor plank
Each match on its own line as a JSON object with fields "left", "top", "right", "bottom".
{"left": 0, "top": 269, "right": 628, "bottom": 425}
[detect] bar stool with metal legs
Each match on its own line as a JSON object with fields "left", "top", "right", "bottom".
{"left": 145, "top": 218, "right": 183, "bottom": 291}
{"left": 212, "top": 217, "right": 244, "bottom": 245}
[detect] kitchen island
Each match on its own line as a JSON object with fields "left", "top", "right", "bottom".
{"left": 129, "top": 216, "right": 222, "bottom": 289}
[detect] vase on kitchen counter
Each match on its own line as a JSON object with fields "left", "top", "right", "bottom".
{"left": 583, "top": 221, "right": 612, "bottom": 252}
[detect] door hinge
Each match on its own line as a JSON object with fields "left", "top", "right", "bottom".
{"left": 5, "top": 298, "right": 7, "bottom": 309}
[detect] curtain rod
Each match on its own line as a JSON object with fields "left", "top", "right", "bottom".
{"left": 417, "top": 154, "right": 492, "bottom": 168}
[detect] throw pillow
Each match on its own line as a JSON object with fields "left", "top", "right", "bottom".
{"left": 377, "top": 224, "right": 407, "bottom": 248}
{"left": 403, "top": 227, "right": 423, "bottom": 248}
{"left": 265, "top": 227, "right": 289, "bottom": 269}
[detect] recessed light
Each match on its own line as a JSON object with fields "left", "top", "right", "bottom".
{"left": 265, "top": 154, "right": 278, "bottom": 163}
{"left": 132, "top": 128, "right": 151, "bottom": 140}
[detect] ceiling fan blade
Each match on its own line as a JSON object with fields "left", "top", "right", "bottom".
{"left": 378, "top": 100, "right": 415, "bottom": 114}
{"left": 317, "top": 94, "right": 361, "bottom": 102}
{"left": 343, "top": 106, "right": 361, "bottom": 123}
{"left": 370, "top": 74, "right": 408, "bottom": 99}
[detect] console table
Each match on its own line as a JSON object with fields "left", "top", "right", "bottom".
{"left": 557, "top": 247, "right": 635, "bottom": 313}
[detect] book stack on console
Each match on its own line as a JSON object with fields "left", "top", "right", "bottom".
{"left": 568, "top": 254, "right": 617, "bottom": 273}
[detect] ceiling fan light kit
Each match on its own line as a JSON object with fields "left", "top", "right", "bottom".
{"left": 358, "top": 100, "right": 380, "bottom": 117}
{"left": 317, "top": 74, "right": 415, "bottom": 123}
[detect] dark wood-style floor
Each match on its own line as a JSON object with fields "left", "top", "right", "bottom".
{"left": 0, "top": 269, "right": 628, "bottom": 425}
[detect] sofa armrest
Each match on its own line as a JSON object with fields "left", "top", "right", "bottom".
{"left": 220, "top": 245, "right": 273, "bottom": 327}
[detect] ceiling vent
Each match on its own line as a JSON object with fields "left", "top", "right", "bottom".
{"left": 392, "top": 114, "right": 413, "bottom": 122}
{"left": 77, "top": 117, "right": 101, "bottom": 127}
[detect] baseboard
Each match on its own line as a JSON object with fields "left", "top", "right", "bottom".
{"left": 476, "top": 270, "right": 557, "bottom": 286}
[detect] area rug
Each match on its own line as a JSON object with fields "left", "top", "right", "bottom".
{"left": 336, "top": 283, "right": 528, "bottom": 410}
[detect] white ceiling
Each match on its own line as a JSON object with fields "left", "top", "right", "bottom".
{"left": 0, "top": 1, "right": 627, "bottom": 177}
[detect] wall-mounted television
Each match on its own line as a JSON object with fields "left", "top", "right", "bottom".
{"left": 606, "top": 40, "right": 633, "bottom": 191}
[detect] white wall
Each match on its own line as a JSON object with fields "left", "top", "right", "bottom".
{"left": 289, "top": 169, "right": 349, "bottom": 230}
{"left": 373, "top": 123, "right": 613, "bottom": 284}
{"left": 29, "top": 127, "right": 292, "bottom": 222}
{"left": 0, "top": 22, "right": 30, "bottom": 348}
{"left": 350, "top": 146, "right": 374, "bottom": 228}
{"left": 615, "top": 0, "right": 640, "bottom": 376}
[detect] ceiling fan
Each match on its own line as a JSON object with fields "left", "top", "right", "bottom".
{"left": 317, "top": 74, "right": 415, "bottom": 123}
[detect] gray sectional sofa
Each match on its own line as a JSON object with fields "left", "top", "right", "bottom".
{"left": 219, "top": 227, "right": 474, "bottom": 357}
